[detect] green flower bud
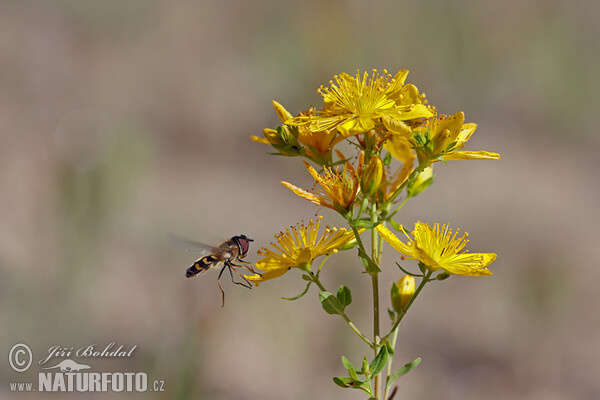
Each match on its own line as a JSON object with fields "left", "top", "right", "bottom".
{"left": 391, "top": 275, "right": 415, "bottom": 313}
{"left": 361, "top": 156, "right": 383, "bottom": 197}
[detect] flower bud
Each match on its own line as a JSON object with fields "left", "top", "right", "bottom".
{"left": 407, "top": 165, "right": 433, "bottom": 197}
{"left": 262, "top": 126, "right": 302, "bottom": 156}
{"left": 391, "top": 275, "right": 415, "bottom": 313}
{"left": 360, "top": 156, "right": 383, "bottom": 197}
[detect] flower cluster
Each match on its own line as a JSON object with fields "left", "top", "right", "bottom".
{"left": 249, "top": 69, "right": 500, "bottom": 399}
{"left": 252, "top": 69, "right": 499, "bottom": 279}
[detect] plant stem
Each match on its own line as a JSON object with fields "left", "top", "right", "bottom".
{"left": 382, "top": 323, "right": 400, "bottom": 400}
{"left": 381, "top": 269, "right": 433, "bottom": 399}
{"left": 370, "top": 197, "right": 382, "bottom": 399}
{"left": 384, "top": 270, "right": 433, "bottom": 341}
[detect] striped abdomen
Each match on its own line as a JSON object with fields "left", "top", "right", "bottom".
{"left": 186, "top": 255, "right": 219, "bottom": 278}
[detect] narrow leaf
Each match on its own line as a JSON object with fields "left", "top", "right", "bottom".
{"left": 369, "top": 346, "right": 388, "bottom": 377}
{"left": 342, "top": 356, "right": 362, "bottom": 375}
{"left": 359, "top": 249, "right": 380, "bottom": 275}
{"left": 333, "top": 377, "right": 372, "bottom": 394}
{"left": 282, "top": 281, "right": 312, "bottom": 301}
{"left": 386, "top": 358, "right": 422, "bottom": 391}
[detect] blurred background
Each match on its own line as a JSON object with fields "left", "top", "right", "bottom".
{"left": 1, "top": 0, "right": 598, "bottom": 399}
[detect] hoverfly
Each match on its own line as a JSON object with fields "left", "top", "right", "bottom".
{"left": 172, "top": 235, "right": 260, "bottom": 306}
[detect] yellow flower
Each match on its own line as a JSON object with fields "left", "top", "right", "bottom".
{"left": 252, "top": 101, "right": 346, "bottom": 163}
{"left": 251, "top": 101, "right": 302, "bottom": 156}
{"left": 288, "top": 69, "right": 432, "bottom": 137}
{"left": 400, "top": 112, "right": 500, "bottom": 162}
{"left": 295, "top": 108, "right": 345, "bottom": 161}
{"left": 245, "top": 217, "right": 358, "bottom": 285}
{"left": 376, "top": 223, "right": 496, "bottom": 277}
{"left": 281, "top": 160, "right": 359, "bottom": 212}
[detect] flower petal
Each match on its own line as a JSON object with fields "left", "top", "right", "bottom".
{"left": 245, "top": 268, "right": 289, "bottom": 286}
{"left": 376, "top": 225, "right": 413, "bottom": 256}
{"left": 443, "top": 151, "right": 501, "bottom": 161}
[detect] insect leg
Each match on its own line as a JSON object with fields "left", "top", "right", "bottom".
{"left": 217, "top": 265, "right": 227, "bottom": 307}
{"left": 226, "top": 262, "right": 252, "bottom": 289}
{"left": 238, "top": 260, "right": 262, "bottom": 276}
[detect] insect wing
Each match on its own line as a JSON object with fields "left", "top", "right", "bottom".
{"left": 168, "top": 235, "right": 217, "bottom": 255}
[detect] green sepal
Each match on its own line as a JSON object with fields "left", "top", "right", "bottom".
{"left": 338, "top": 238, "right": 359, "bottom": 251}
{"left": 358, "top": 249, "right": 380, "bottom": 275}
{"left": 383, "top": 151, "right": 392, "bottom": 166}
{"left": 407, "top": 176, "right": 434, "bottom": 197}
{"left": 385, "top": 358, "right": 421, "bottom": 391}
{"left": 319, "top": 291, "right": 344, "bottom": 315}
{"left": 354, "top": 219, "right": 380, "bottom": 229}
{"left": 282, "top": 281, "right": 312, "bottom": 301}
{"left": 334, "top": 204, "right": 349, "bottom": 215}
{"left": 387, "top": 308, "right": 396, "bottom": 321}
{"left": 369, "top": 346, "right": 388, "bottom": 377}
{"left": 390, "top": 282, "right": 403, "bottom": 314}
{"left": 336, "top": 285, "right": 352, "bottom": 309}
{"left": 435, "top": 271, "right": 451, "bottom": 281}
{"left": 389, "top": 219, "right": 402, "bottom": 232}
{"left": 417, "top": 261, "right": 428, "bottom": 274}
{"left": 413, "top": 131, "right": 426, "bottom": 147}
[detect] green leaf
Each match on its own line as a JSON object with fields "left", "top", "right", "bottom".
{"left": 395, "top": 262, "right": 422, "bottom": 277}
{"left": 348, "top": 367, "right": 360, "bottom": 381}
{"left": 333, "top": 377, "right": 372, "bottom": 394}
{"left": 336, "top": 285, "right": 352, "bottom": 309}
{"left": 301, "top": 273, "right": 313, "bottom": 281}
{"left": 385, "top": 358, "right": 422, "bottom": 391}
{"left": 342, "top": 356, "right": 359, "bottom": 373}
{"left": 369, "top": 346, "right": 388, "bottom": 377}
{"left": 354, "top": 219, "right": 380, "bottom": 229}
{"left": 319, "top": 291, "right": 344, "bottom": 315}
{"left": 342, "top": 356, "right": 361, "bottom": 380}
{"left": 282, "top": 281, "right": 312, "bottom": 301}
{"left": 358, "top": 249, "right": 380, "bottom": 275}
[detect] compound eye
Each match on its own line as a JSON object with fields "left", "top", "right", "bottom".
{"left": 239, "top": 238, "right": 250, "bottom": 255}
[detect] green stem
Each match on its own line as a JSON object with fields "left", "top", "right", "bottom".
{"left": 385, "top": 270, "right": 433, "bottom": 341}
{"left": 388, "top": 196, "right": 410, "bottom": 220}
{"left": 382, "top": 323, "right": 400, "bottom": 400}
{"left": 370, "top": 197, "right": 382, "bottom": 400}
{"left": 381, "top": 269, "right": 433, "bottom": 398}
